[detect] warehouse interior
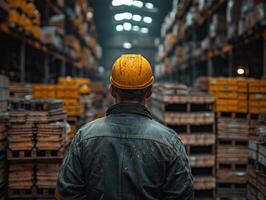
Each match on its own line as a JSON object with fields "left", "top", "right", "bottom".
{"left": 0, "top": 0, "right": 266, "bottom": 199}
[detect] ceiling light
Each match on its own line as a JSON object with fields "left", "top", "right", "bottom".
{"left": 133, "top": 0, "right": 143, "bottom": 7}
{"left": 123, "top": 22, "right": 132, "bottom": 31}
{"left": 124, "top": 0, "right": 133, "bottom": 6}
{"left": 143, "top": 16, "right": 152, "bottom": 23}
{"left": 123, "top": 42, "right": 132, "bottom": 49}
{"left": 114, "top": 13, "right": 124, "bottom": 21}
{"left": 132, "top": 15, "right": 142, "bottom": 22}
{"left": 140, "top": 27, "right": 149, "bottom": 33}
{"left": 133, "top": 25, "right": 140, "bottom": 31}
{"left": 86, "top": 12, "right": 93, "bottom": 20}
{"left": 123, "top": 12, "right": 132, "bottom": 20}
{"left": 237, "top": 68, "right": 245, "bottom": 75}
{"left": 145, "top": 2, "right": 154, "bottom": 9}
{"left": 112, "top": 0, "right": 122, "bottom": 6}
{"left": 116, "top": 24, "right": 123, "bottom": 31}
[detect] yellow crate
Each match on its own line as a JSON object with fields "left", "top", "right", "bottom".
{"left": 216, "top": 93, "right": 247, "bottom": 99}
{"left": 32, "top": 84, "right": 56, "bottom": 90}
{"left": 56, "top": 90, "right": 79, "bottom": 99}
{"left": 249, "top": 107, "right": 266, "bottom": 114}
{"left": 33, "top": 91, "right": 56, "bottom": 98}
{"left": 249, "top": 94, "right": 266, "bottom": 100}
{"left": 249, "top": 100, "right": 266, "bottom": 107}
{"left": 216, "top": 105, "right": 247, "bottom": 113}
{"left": 216, "top": 99, "right": 247, "bottom": 106}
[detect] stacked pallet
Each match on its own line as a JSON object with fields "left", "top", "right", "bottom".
{"left": 9, "top": 83, "right": 32, "bottom": 100}
{"left": 0, "top": 75, "right": 9, "bottom": 200}
{"left": 7, "top": 99, "right": 67, "bottom": 199}
{"left": 150, "top": 83, "right": 216, "bottom": 200}
{"left": 209, "top": 78, "right": 252, "bottom": 199}
{"left": 247, "top": 113, "right": 266, "bottom": 200}
{"left": 248, "top": 80, "right": 266, "bottom": 114}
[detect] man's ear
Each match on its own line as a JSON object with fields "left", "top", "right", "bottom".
{"left": 109, "top": 85, "right": 116, "bottom": 98}
{"left": 145, "top": 85, "right": 152, "bottom": 98}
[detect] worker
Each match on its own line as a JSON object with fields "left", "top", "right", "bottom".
{"left": 57, "top": 54, "right": 194, "bottom": 199}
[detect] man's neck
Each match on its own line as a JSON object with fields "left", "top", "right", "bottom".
{"left": 115, "top": 99, "right": 146, "bottom": 106}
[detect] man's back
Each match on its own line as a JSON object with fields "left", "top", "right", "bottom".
{"left": 57, "top": 103, "right": 193, "bottom": 200}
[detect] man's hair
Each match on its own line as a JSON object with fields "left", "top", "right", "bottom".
{"left": 112, "top": 85, "right": 148, "bottom": 100}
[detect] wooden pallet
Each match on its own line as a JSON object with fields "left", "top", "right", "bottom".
{"left": 216, "top": 182, "right": 247, "bottom": 198}
{"left": 194, "top": 176, "right": 216, "bottom": 190}
{"left": 188, "top": 155, "right": 215, "bottom": 168}
{"left": 8, "top": 186, "right": 56, "bottom": 199}
{"left": 217, "top": 111, "right": 259, "bottom": 120}
{"left": 8, "top": 148, "right": 64, "bottom": 160}
{"left": 179, "top": 133, "right": 215, "bottom": 146}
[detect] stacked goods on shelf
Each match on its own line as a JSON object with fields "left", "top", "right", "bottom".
{"left": 193, "top": 77, "right": 210, "bottom": 93}
{"left": 209, "top": 78, "right": 261, "bottom": 199}
{"left": 247, "top": 113, "right": 266, "bottom": 200}
{"left": 7, "top": 99, "right": 67, "bottom": 199}
{"left": 32, "top": 84, "right": 56, "bottom": 99}
{"left": 0, "top": 75, "right": 9, "bottom": 199}
{"left": 6, "top": 0, "right": 42, "bottom": 39}
{"left": 150, "top": 83, "right": 216, "bottom": 199}
{"left": 209, "top": 78, "right": 248, "bottom": 113}
{"left": 248, "top": 80, "right": 266, "bottom": 114}
{"left": 9, "top": 83, "right": 32, "bottom": 100}
{"left": 41, "top": 14, "right": 64, "bottom": 51}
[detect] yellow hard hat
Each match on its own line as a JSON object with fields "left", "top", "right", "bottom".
{"left": 110, "top": 54, "right": 154, "bottom": 90}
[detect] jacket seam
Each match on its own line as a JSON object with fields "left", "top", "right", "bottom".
{"left": 80, "top": 135, "right": 179, "bottom": 156}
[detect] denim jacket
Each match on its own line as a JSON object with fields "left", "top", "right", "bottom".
{"left": 57, "top": 103, "right": 194, "bottom": 200}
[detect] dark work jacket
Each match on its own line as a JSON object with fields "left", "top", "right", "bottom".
{"left": 57, "top": 103, "right": 194, "bottom": 200}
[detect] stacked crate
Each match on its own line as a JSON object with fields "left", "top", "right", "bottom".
{"left": 247, "top": 113, "right": 266, "bottom": 200}
{"left": 209, "top": 78, "right": 250, "bottom": 199}
{"left": 0, "top": 75, "right": 9, "bottom": 199}
{"left": 248, "top": 80, "right": 266, "bottom": 114}
{"left": 150, "top": 83, "right": 216, "bottom": 200}
{"left": 7, "top": 99, "right": 67, "bottom": 199}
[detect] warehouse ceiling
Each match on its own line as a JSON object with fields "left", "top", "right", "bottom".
{"left": 90, "top": 0, "right": 172, "bottom": 48}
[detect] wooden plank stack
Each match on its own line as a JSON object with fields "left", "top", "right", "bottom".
{"left": 7, "top": 99, "right": 67, "bottom": 199}
{"left": 0, "top": 75, "right": 9, "bottom": 199}
{"left": 9, "top": 83, "right": 32, "bottom": 100}
{"left": 247, "top": 113, "right": 266, "bottom": 200}
{"left": 209, "top": 78, "right": 265, "bottom": 199}
{"left": 150, "top": 83, "right": 216, "bottom": 200}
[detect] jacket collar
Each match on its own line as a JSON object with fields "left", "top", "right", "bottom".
{"left": 106, "top": 103, "right": 152, "bottom": 119}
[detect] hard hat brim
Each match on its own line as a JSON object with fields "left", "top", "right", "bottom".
{"left": 110, "top": 76, "right": 154, "bottom": 90}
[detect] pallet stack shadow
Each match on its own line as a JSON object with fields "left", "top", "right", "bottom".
{"left": 209, "top": 78, "right": 256, "bottom": 199}
{"left": 247, "top": 113, "right": 266, "bottom": 200}
{"left": 7, "top": 99, "right": 67, "bottom": 199}
{"left": 0, "top": 75, "right": 9, "bottom": 200}
{"left": 149, "top": 83, "right": 216, "bottom": 200}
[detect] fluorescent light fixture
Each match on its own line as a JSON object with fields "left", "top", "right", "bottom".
{"left": 132, "top": 14, "right": 142, "bottom": 21}
{"left": 116, "top": 24, "right": 123, "bottom": 31}
{"left": 140, "top": 27, "right": 149, "bottom": 33}
{"left": 114, "top": 12, "right": 132, "bottom": 21}
{"left": 237, "top": 68, "right": 245, "bottom": 75}
{"left": 133, "top": 25, "right": 140, "bottom": 31}
{"left": 114, "top": 13, "right": 124, "bottom": 21}
{"left": 133, "top": 0, "right": 143, "bottom": 7}
{"left": 123, "top": 42, "right": 132, "bottom": 49}
{"left": 86, "top": 12, "right": 93, "bottom": 20}
{"left": 143, "top": 16, "right": 152, "bottom": 23}
{"left": 124, "top": 0, "right": 133, "bottom": 6}
{"left": 123, "top": 22, "right": 132, "bottom": 31}
{"left": 145, "top": 2, "right": 154, "bottom": 9}
{"left": 112, "top": 0, "right": 122, "bottom": 6}
{"left": 123, "top": 12, "right": 132, "bottom": 20}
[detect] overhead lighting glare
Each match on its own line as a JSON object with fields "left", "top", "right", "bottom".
{"left": 116, "top": 24, "right": 123, "bottom": 31}
{"left": 124, "top": 0, "right": 133, "bottom": 6}
{"left": 133, "top": 25, "right": 140, "bottom": 31}
{"left": 114, "top": 12, "right": 132, "bottom": 21}
{"left": 143, "top": 16, "right": 152, "bottom": 23}
{"left": 123, "top": 42, "right": 132, "bottom": 49}
{"left": 112, "top": 0, "right": 123, "bottom": 6}
{"left": 237, "top": 68, "right": 245, "bottom": 75}
{"left": 132, "top": 14, "right": 142, "bottom": 21}
{"left": 145, "top": 2, "right": 154, "bottom": 9}
{"left": 123, "top": 22, "right": 132, "bottom": 31}
{"left": 133, "top": 0, "right": 143, "bottom": 7}
{"left": 140, "top": 27, "right": 149, "bottom": 33}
